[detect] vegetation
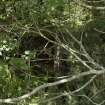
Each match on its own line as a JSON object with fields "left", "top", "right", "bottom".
{"left": 0, "top": 0, "right": 105, "bottom": 105}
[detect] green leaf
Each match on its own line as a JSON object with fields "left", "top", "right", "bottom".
{"left": 9, "top": 58, "right": 29, "bottom": 70}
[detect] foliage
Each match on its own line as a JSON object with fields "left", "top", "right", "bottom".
{"left": 0, "top": 0, "right": 105, "bottom": 105}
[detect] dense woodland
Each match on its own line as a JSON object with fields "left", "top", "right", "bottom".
{"left": 1, "top": 0, "right": 105, "bottom": 105}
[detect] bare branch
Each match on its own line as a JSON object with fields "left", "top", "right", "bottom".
{"left": 86, "top": 0, "right": 104, "bottom": 3}
{"left": 94, "top": 28, "right": 105, "bottom": 34}
{"left": 72, "top": 75, "right": 97, "bottom": 94}
{"left": 65, "top": 29, "right": 105, "bottom": 70}
{"left": 0, "top": 70, "right": 104, "bottom": 103}
{"left": 74, "top": 0, "right": 105, "bottom": 10}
